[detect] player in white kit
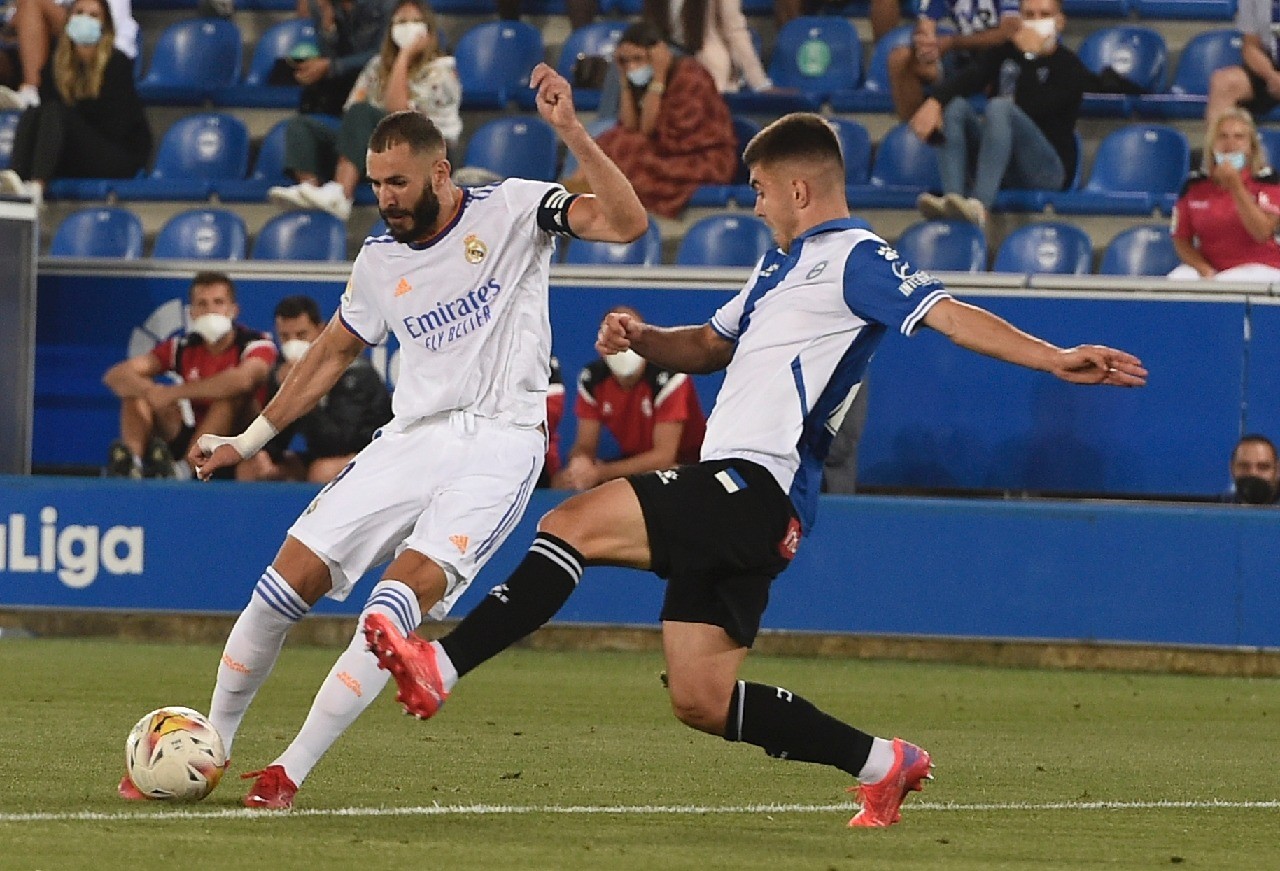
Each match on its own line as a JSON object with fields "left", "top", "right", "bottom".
{"left": 365, "top": 112, "right": 1149, "bottom": 828}
{"left": 113, "top": 64, "right": 648, "bottom": 809}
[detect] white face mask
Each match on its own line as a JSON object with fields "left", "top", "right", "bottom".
{"left": 1024, "top": 18, "right": 1057, "bottom": 42}
{"left": 604, "top": 348, "right": 645, "bottom": 379}
{"left": 391, "top": 21, "right": 428, "bottom": 49}
{"left": 190, "top": 313, "right": 233, "bottom": 345}
{"left": 280, "top": 339, "right": 312, "bottom": 363}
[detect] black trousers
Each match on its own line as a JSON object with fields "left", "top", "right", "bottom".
{"left": 10, "top": 101, "right": 142, "bottom": 181}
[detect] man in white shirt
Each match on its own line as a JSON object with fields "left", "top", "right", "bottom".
{"left": 114, "top": 64, "right": 648, "bottom": 810}
{"left": 365, "top": 112, "right": 1148, "bottom": 828}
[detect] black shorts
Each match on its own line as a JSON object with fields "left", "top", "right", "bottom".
{"left": 627, "top": 459, "right": 802, "bottom": 648}
{"left": 1243, "top": 68, "right": 1280, "bottom": 117}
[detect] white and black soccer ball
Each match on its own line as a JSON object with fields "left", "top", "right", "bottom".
{"left": 124, "top": 706, "right": 227, "bottom": 801}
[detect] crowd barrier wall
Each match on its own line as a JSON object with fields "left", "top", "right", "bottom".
{"left": 1, "top": 476, "right": 1276, "bottom": 648}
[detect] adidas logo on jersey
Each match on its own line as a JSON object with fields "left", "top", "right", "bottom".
{"left": 394, "top": 277, "right": 413, "bottom": 297}
{"left": 449, "top": 534, "right": 469, "bottom": 553}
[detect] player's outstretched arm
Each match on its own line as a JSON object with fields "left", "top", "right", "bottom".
{"left": 189, "top": 315, "right": 368, "bottom": 480}
{"left": 528, "top": 63, "right": 648, "bottom": 244}
{"left": 922, "top": 298, "right": 1147, "bottom": 387}
{"left": 598, "top": 311, "right": 734, "bottom": 375}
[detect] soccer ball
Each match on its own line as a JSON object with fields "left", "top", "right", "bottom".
{"left": 124, "top": 706, "right": 227, "bottom": 801}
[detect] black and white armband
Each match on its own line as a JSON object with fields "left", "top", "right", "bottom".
{"left": 536, "top": 187, "right": 582, "bottom": 238}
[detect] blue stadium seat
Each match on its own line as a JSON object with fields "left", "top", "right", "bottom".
{"left": 562, "top": 218, "right": 661, "bottom": 265}
{"left": 153, "top": 208, "right": 248, "bottom": 260}
{"left": 454, "top": 21, "right": 543, "bottom": 109}
{"left": 463, "top": 116, "right": 558, "bottom": 182}
{"left": 829, "top": 24, "right": 913, "bottom": 113}
{"left": 114, "top": 113, "right": 250, "bottom": 200}
{"left": 728, "top": 17, "right": 861, "bottom": 113}
{"left": 1062, "top": 0, "right": 1129, "bottom": 16}
{"left": 993, "top": 222, "right": 1093, "bottom": 275}
{"left": 50, "top": 207, "right": 144, "bottom": 258}
{"left": 1078, "top": 26, "right": 1168, "bottom": 117}
{"left": 252, "top": 210, "right": 348, "bottom": 261}
{"left": 216, "top": 19, "right": 315, "bottom": 108}
{"left": 1098, "top": 224, "right": 1179, "bottom": 276}
{"left": 1049, "top": 125, "right": 1189, "bottom": 215}
{"left": 847, "top": 123, "right": 941, "bottom": 209}
{"left": 830, "top": 117, "right": 872, "bottom": 185}
{"left": 1136, "top": 29, "right": 1241, "bottom": 119}
{"left": 689, "top": 116, "right": 761, "bottom": 208}
{"left": 0, "top": 110, "right": 18, "bottom": 169}
{"left": 1261, "top": 128, "right": 1280, "bottom": 169}
{"left": 213, "top": 117, "right": 301, "bottom": 202}
{"left": 895, "top": 220, "right": 987, "bottom": 272}
{"left": 137, "top": 18, "right": 243, "bottom": 105}
{"left": 1132, "top": 0, "right": 1235, "bottom": 20}
{"left": 549, "top": 21, "right": 626, "bottom": 112}
{"left": 676, "top": 214, "right": 775, "bottom": 266}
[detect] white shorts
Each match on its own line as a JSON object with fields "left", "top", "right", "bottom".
{"left": 288, "top": 410, "right": 544, "bottom": 620}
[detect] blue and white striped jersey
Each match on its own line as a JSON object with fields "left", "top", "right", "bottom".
{"left": 703, "top": 219, "right": 949, "bottom": 530}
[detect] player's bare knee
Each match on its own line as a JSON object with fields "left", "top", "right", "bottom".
{"left": 535, "top": 504, "right": 591, "bottom": 552}
{"left": 665, "top": 680, "right": 729, "bottom": 734}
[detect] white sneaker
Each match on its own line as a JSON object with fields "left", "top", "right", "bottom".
{"left": 917, "top": 192, "right": 947, "bottom": 220}
{"left": 17, "top": 85, "right": 39, "bottom": 108}
{"left": 298, "top": 180, "right": 352, "bottom": 221}
{"left": 267, "top": 182, "right": 313, "bottom": 210}
{"left": 0, "top": 168, "right": 23, "bottom": 194}
{"left": 0, "top": 85, "right": 40, "bottom": 109}
{"left": 944, "top": 193, "right": 986, "bottom": 228}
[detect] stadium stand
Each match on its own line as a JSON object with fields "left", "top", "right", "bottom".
{"left": 994, "top": 222, "right": 1095, "bottom": 275}
{"left": 1076, "top": 25, "right": 1169, "bottom": 117}
{"left": 113, "top": 112, "right": 250, "bottom": 201}
{"left": 1136, "top": 28, "right": 1241, "bottom": 118}
{"left": 463, "top": 116, "right": 559, "bottom": 182}
{"left": 153, "top": 208, "right": 249, "bottom": 260}
{"left": 847, "top": 122, "right": 941, "bottom": 209}
{"left": 1098, "top": 223, "right": 1180, "bottom": 275}
{"left": 0, "top": 111, "right": 18, "bottom": 170}
{"left": 252, "top": 210, "right": 349, "bottom": 261}
{"left": 50, "top": 207, "right": 145, "bottom": 258}
{"left": 896, "top": 220, "right": 988, "bottom": 272}
{"left": 454, "top": 20, "right": 544, "bottom": 109}
{"left": 1050, "top": 124, "right": 1190, "bottom": 214}
{"left": 216, "top": 18, "right": 315, "bottom": 109}
{"left": 136, "top": 18, "right": 243, "bottom": 105}
{"left": 727, "top": 16, "right": 862, "bottom": 113}
{"left": 550, "top": 21, "right": 627, "bottom": 111}
{"left": 562, "top": 217, "right": 661, "bottom": 264}
{"left": 688, "top": 116, "right": 762, "bottom": 208}
{"left": 675, "top": 213, "right": 774, "bottom": 266}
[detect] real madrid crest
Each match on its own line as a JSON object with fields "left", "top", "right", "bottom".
{"left": 464, "top": 234, "right": 488, "bottom": 264}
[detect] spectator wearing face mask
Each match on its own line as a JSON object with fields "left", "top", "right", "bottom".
{"left": 102, "top": 272, "right": 276, "bottom": 479}
{"left": 0, "top": 0, "right": 149, "bottom": 206}
{"left": 237, "top": 295, "right": 393, "bottom": 484}
{"left": 1226, "top": 434, "right": 1280, "bottom": 505}
{"left": 268, "top": 0, "right": 460, "bottom": 221}
{"left": 1168, "top": 108, "right": 1280, "bottom": 282}
{"left": 552, "top": 306, "right": 707, "bottom": 492}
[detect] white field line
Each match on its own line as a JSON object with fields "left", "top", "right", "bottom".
{"left": 1, "top": 799, "right": 1278, "bottom": 824}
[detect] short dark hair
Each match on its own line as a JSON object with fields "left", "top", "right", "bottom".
{"left": 369, "top": 110, "right": 446, "bottom": 157}
{"left": 274, "top": 295, "right": 322, "bottom": 325}
{"left": 742, "top": 112, "right": 845, "bottom": 176}
{"left": 1235, "top": 434, "right": 1278, "bottom": 463}
{"left": 190, "top": 270, "right": 236, "bottom": 302}
{"left": 619, "top": 20, "right": 663, "bottom": 48}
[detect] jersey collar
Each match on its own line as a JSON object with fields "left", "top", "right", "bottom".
{"left": 406, "top": 188, "right": 470, "bottom": 250}
{"left": 795, "top": 217, "right": 867, "bottom": 243}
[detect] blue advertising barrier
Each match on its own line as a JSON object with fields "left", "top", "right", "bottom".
{"left": 1, "top": 476, "right": 1277, "bottom": 648}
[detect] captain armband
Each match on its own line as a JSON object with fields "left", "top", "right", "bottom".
{"left": 536, "top": 188, "right": 582, "bottom": 238}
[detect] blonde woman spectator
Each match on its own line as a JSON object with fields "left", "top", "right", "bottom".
{"left": 1169, "top": 108, "right": 1280, "bottom": 281}
{"left": 0, "top": 0, "right": 136, "bottom": 109}
{"left": 0, "top": 0, "right": 149, "bottom": 205}
{"left": 269, "top": 0, "right": 460, "bottom": 220}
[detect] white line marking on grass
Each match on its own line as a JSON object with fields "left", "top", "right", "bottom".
{"left": 2, "top": 799, "right": 1278, "bottom": 824}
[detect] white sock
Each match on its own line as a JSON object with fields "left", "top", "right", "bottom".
{"left": 857, "top": 736, "right": 897, "bottom": 784}
{"left": 273, "top": 580, "right": 422, "bottom": 786}
{"left": 208, "top": 567, "right": 310, "bottom": 758}
{"left": 431, "top": 641, "right": 459, "bottom": 692}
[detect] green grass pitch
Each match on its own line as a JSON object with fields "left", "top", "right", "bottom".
{"left": 0, "top": 637, "right": 1275, "bottom": 870}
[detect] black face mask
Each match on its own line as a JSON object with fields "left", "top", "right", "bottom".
{"left": 1234, "top": 476, "right": 1276, "bottom": 505}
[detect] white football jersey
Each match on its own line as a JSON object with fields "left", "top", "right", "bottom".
{"left": 340, "top": 179, "right": 564, "bottom": 429}
{"left": 703, "top": 219, "right": 950, "bottom": 530}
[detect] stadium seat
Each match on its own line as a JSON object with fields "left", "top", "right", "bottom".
{"left": 689, "top": 116, "right": 761, "bottom": 207}
{"left": 216, "top": 19, "right": 315, "bottom": 108}
{"left": 454, "top": 21, "right": 543, "bottom": 109}
{"left": 213, "top": 117, "right": 308, "bottom": 202}
{"left": 1261, "top": 128, "right": 1280, "bottom": 169}
{"left": 562, "top": 217, "right": 661, "bottom": 265}
{"left": 549, "top": 21, "right": 626, "bottom": 112}
{"left": 153, "top": 208, "right": 248, "bottom": 260}
{"left": 0, "top": 110, "right": 18, "bottom": 169}
{"left": 830, "top": 117, "right": 872, "bottom": 186}
{"left": 1136, "top": 29, "right": 1241, "bottom": 119}
{"left": 727, "top": 16, "right": 861, "bottom": 113}
{"left": 1077, "top": 26, "right": 1168, "bottom": 117}
{"left": 675, "top": 214, "right": 775, "bottom": 266}
{"left": 49, "top": 207, "right": 144, "bottom": 258}
{"left": 847, "top": 123, "right": 941, "bottom": 209}
{"left": 136, "top": 18, "right": 243, "bottom": 104}
{"left": 1062, "top": 0, "right": 1129, "bottom": 16}
{"left": 463, "top": 116, "right": 558, "bottom": 182}
{"left": 1049, "top": 125, "right": 1189, "bottom": 215}
{"left": 252, "top": 210, "right": 348, "bottom": 261}
{"left": 993, "top": 222, "right": 1093, "bottom": 275}
{"left": 829, "top": 24, "right": 913, "bottom": 113}
{"left": 1098, "top": 224, "right": 1179, "bottom": 276}
{"left": 113, "top": 113, "right": 250, "bottom": 200}
{"left": 895, "top": 220, "right": 987, "bottom": 272}
{"left": 1131, "top": 0, "right": 1235, "bottom": 20}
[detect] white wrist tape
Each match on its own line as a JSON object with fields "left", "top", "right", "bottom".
{"left": 196, "top": 416, "right": 278, "bottom": 460}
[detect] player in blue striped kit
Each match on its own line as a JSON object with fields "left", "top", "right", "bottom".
{"left": 366, "top": 112, "right": 1147, "bottom": 827}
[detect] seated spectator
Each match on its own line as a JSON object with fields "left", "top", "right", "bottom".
{"left": 1206, "top": 0, "right": 1280, "bottom": 123}
{"left": 1226, "top": 433, "right": 1280, "bottom": 504}
{"left": 539, "top": 355, "right": 565, "bottom": 487}
{"left": 0, "top": 0, "right": 149, "bottom": 205}
{"left": 102, "top": 272, "right": 276, "bottom": 479}
{"left": 291, "top": 0, "right": 398, "bottom": 118}
{"left": 0, "top": 0, "right": 136, "bottom": 109}
{"left": 909, "top": 0, "right": 1087, "bottom": 228}
{"left": 887, "top": 0, "right": 1022, "bottom": 120}
{"left": 565, "top": 21, "right": 736, "bottom": 219}
{"left": 553, "top": 306, "right": 707, "bottom": 491}
{"left": 643, "top": 0, "right": 772, "bottom": 94}
{"left": 1168, "top": 108, "right": 1280, "bottom": 282}
{"left": 237, "top": 295, "right": 392, "bottom": 483}
{"left": 269, "top": 0, "right": 460, "bottom": 220}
